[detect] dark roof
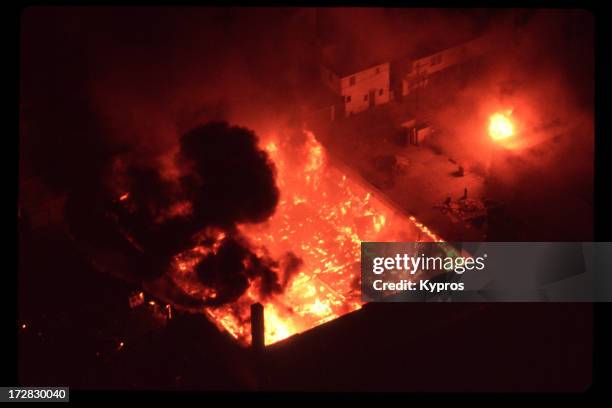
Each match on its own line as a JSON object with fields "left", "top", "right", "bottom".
{"left": 263, "top": 302, "right": 592, "bottom": 391}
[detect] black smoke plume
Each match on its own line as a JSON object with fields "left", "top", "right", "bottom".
{"left": 105, "top": 121, "right": 286, "bottom": 305}
{"left": 195, "top": 236, "right": 283, "bottom": 306}
{"left": 178, "top": 122, "right": 279, "bottom": 227}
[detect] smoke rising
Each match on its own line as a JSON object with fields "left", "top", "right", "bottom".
{"left": 20, "top": 8, "right": 314, "bottom": 306}
{"left": 194, "top": 236, "right": 282, "bottom": 306}
{"left": 178, "top": 122, "right": 279, "bottom": 227}
{"left": 104, "top": 120, "right": 286, "bottom": 305}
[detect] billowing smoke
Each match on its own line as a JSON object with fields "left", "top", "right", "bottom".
{"left": 110, "top": 122, "right": 279, "bottom": 256}
{"left": 20, "top": 8, "right": 315, "bottom": 307}
{"left": 104, "top": 121, "right": 289, "bottom": 304}
{"left": 178, "top": 122, "right": 279, "bottom": 227}
{"left": 194, "top": 237, "right": 282, "bottom": 306}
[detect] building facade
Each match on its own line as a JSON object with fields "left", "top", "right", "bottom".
{"left": 317, "top": 32, "right": 502, "bottom": 120}
{"left": 402, "top": 35, "right": 497, "bottom": 97}
{"left": 321, "top": 61, "right": 391, "bottom": 117}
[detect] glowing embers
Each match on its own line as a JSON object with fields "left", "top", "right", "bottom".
{"left": 488, "top": 110, "right": 515, "bottom": 141}
{"left": 170, "top": 130, "right": 440, "bottom": 346}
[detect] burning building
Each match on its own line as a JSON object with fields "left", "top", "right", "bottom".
{"left": 162, "top": 128, "right": 440, "bottom": 346}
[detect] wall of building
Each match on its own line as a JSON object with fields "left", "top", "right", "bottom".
{"left": 339, "top": 63, "right": 390, "bottom": 116}
{"left": 402, "top": 36, "right": 496, "bottom": 97}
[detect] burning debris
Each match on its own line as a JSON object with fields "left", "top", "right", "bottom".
{"left": 128, "top": 291, "right": 145, "bottom": 308}
{"left": 58, "top": 119, "right": 442, "bottom": 347}
{"left": 193, "top": 236, "right": 284, "bottom": 306}
{"left": 107, "top": 121, "right": 282, "bottom": 287}
{"left": 166, "top": 129, "right": 440, "bottom": 345}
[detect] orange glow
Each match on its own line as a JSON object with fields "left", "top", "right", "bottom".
{"left": 119, "top": 193, "right": 129, "bottom": 201}
{"left": 169, "top": 130, "right": 441, "bottom": 346}
{"left": 155, "top": 200, "right": 193, "bottom": 223}
{"left": 488, "top": 111, "right": 515, "bottom": 141}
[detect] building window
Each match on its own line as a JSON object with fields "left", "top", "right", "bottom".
{"left": 379, "top": 88, "right": 384, "bottom": 96}
{"left": 349, "top": 76, "right": 356, "bottom": 86}
{"left": 364, "top": 94, "right": 368, "bottom": 101}
{"left": 346, "top": 95, "right": 351, "bottom": 103}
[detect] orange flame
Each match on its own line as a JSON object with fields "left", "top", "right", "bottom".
{"left": 488, "top": 111, "right": 515, "bottom": 141}
{"left": 169, "top": 130, "right": 440, "bottom": 346}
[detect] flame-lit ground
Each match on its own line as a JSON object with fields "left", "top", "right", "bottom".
{"left": 169, "top": 130, "right": 440, "bottom": 346}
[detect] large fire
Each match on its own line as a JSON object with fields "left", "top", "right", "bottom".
{"left": 488, "top": 111, "right": 515, "bottom": 141}
{"left": 168, "top": 130, "right": 440, "bottom": 346}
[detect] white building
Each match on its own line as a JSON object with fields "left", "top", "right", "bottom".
{"left": 402, "top": 34, "right": 499, "bottom": 97}
{"left": 320, "top": 50, "right": 391, "bottom": 117}
{"left": 316, "top": 31, "right": 503, "bottom": 119}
